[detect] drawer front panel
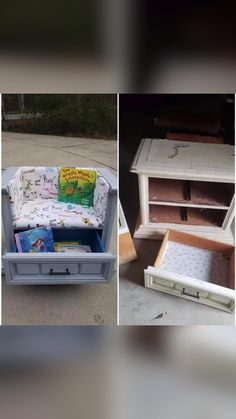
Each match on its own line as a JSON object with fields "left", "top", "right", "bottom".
{"left": 16, "top": 263, "right": 40, "bottom": 275}
{"left": 3, "top": 253, "right": 115, "bottom": 284}
{"left": 79, "top": 263, "right": 105, "bottom": 275}
{"left": 144, "top": 268, "right": 235, "bottom": 313}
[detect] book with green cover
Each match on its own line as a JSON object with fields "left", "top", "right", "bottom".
{"left": 57, "top": 168, "right": 96, "bottom": 207}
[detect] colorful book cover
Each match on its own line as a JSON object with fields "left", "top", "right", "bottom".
{"left": 57, "top": 168, "right": 96, "bottom": 207}
{"left": 15, "top": 226, "right": 55, "bottom": 253}
{"left": 54, "top": 241, "right": 81, "bottom": 252}
{"left": 57, "top": 244, "right": 91, "bottom": 253}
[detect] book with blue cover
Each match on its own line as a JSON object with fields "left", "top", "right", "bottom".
{"left": 15, "top": 226, "right": 55, "bottom": 253}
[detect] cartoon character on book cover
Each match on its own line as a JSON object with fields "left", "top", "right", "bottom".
{"left": 58, "top": 168, "right": 96, "bottom": 207}
{"left": 15, "top": 226, "right": 54, "bottom": 253}
{"left": 30, "top": 238, "right": 45, "bottom": 252}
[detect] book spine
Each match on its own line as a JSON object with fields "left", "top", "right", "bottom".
{"left": 15, "top": 234, "right": 22, "bottom": 253}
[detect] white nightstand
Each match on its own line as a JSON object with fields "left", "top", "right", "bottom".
{"left": 130, "top": 138, "right": 235, "bottom": 244}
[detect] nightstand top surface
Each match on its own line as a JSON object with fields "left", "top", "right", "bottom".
{"left": 130, "top": 138, "right": 235, "bottom": 182}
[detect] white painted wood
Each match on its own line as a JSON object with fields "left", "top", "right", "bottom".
{"left": 130, "top": 139, "right": 235, "bottom": 243}
{"left": 119, "top": 201, "right": 129, "bottom": 235}
{"left": 131, "top": 138, "right": 235, "bottom": 183}
{"left": 138, "top": 174, "right": 149, "bottom": 224}
{"left": 145, "top": 266, "right": 235, "bottom": 313}
{"left": 222, "top": 196, "right": 235, "bottom": 231}
{"left": 134, "top": 223, "right": 234, "bottom": 245}
{"left": 148, "top": 201, "right": 229, "bottom": 210}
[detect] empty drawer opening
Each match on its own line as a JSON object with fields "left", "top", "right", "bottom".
{"left": 12, "top": 229, "right": 105, "bottom": 253}
{"left": 149, "top": 178, "right": 234, "bottom": 207}
{"left": 149, "top": 205, "right": 226, "bottom": 227}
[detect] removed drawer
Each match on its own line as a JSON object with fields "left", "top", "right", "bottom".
{"left": 144, "top": 229, "right": 235, "bottom": 313}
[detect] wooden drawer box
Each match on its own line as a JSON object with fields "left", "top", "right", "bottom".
{"left": 3, "top": 229, "right": 115, "bottom": 285}
{"left": 144, "top": 230, "right": 235, "bottom": 313}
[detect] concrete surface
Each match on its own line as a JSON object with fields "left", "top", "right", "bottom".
{"left": 2, "top": 132, "right": 117, "bottom": 325}
{"left": 2, "top": 132, "right": 116, "bottom": 171}
{"left": 119, "top": 238, "right": 235, "bottom": 325}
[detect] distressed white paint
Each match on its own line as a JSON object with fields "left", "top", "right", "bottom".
{"left": 148, "top": 201, "right": 229, "bottom": 210}
{"left": 131, "top": 138, "right": 235, "bottom": 182}
{"left": 131, "top": 139, "right": 235, "bottom": 243}
{"left": 134, "top": 224, "right": 234, "bottom": 245}
{"left": 222, "top": 196, "right": 235, "bottom": 230}
{"left": 138, "top": 174, "right": 149, "bottom": 224}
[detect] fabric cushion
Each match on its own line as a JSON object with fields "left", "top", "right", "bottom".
{"left": 93, "top": 173, "right": 110, "bottom": 224}
{"left": 14, "top": 199, "right": 101, "bottom": 229}
{"left": 22, "top": 167, "right": 59, "bottom": 200}
{"left": 9, "top": 167, "right": 109, "bottom": 228}
{"left": 7, "top": 168, "right": 24, "bottom": 222}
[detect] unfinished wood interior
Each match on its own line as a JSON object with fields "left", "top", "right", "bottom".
{"left": 149, "top": 205, "right": 226, "bottom": 227}
{"left": 149, "top": 178, "right": 234, "bottom": 208}
{"left": 154, "top": 230, "right": 234, "bottom": 290}
{"left": 119, "top": 231, "right": 137, "bottom": 265}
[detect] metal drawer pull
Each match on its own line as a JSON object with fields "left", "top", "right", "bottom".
{"left": 181, "top": 288, "right": 199, "bottom": 299}
{"left": 49, "top": 268, "right": 70, "bottom": 275}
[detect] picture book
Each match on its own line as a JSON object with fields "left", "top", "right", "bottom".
{"left": 57, "top": 244, "right": 91, "bottom": 253}
{"left": 57, "top": 167, "right": 96, "bottom": 207}
{"left": 54, "top": 241, "right": 81, "bottom": 252}
{"left": 15, "top": 226, "right": 55, "bottom": 253}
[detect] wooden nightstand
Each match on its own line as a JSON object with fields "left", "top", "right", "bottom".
{"left": 130, "top": 138, "right": 235, "bottom": 244}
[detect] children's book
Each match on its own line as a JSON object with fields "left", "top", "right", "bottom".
{"left": 15, "top": 226, "right": 54, "bottom": 253}
{"left": 54, "top": 241, "right": 81, "bottom": 252}
{"left": 57, "top": 244, "right": 91, "bottom": 253}
{"left": 57, "top": 167, "right": 96, "bottom": 207}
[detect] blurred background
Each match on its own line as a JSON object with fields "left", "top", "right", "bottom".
{"left": 1, "top": 0, "right": 236, "bottom": 92}
{"left": 2, "top": 94, "right": 117, "bottom": 139}
{"left": 0, "top": 326, "right": 236, "bottom": 419}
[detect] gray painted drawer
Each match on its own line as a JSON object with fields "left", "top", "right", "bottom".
{"left": 3, "top": 252, "right": 115, "bottom": 284}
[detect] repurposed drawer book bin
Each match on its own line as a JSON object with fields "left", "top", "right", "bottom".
{"left": 2, "top": 167, "right": 117, "bottom": 285}
{"left": 130, "top": 138, "right": 235, "bottom": 244}
{"left": 145, "top": 230, "right": 235, "bottom": 313}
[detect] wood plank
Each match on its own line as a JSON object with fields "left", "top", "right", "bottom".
{"left": 154, "top": 230, "right": 169, "bottom": 267}
{"left": 119, "top": 231, "right": 137, "bottom": 265}
{"left": 166, "top": 132, "right": 224, "bottom": 144}
{"left": 167, "top": 229, "right": 234, "bottom": 253}
{"left": 155, "top": 113, "right": 222, "bottom": 135}
{"left": 133, "top": 222, "right": 235, "bottom": 245}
